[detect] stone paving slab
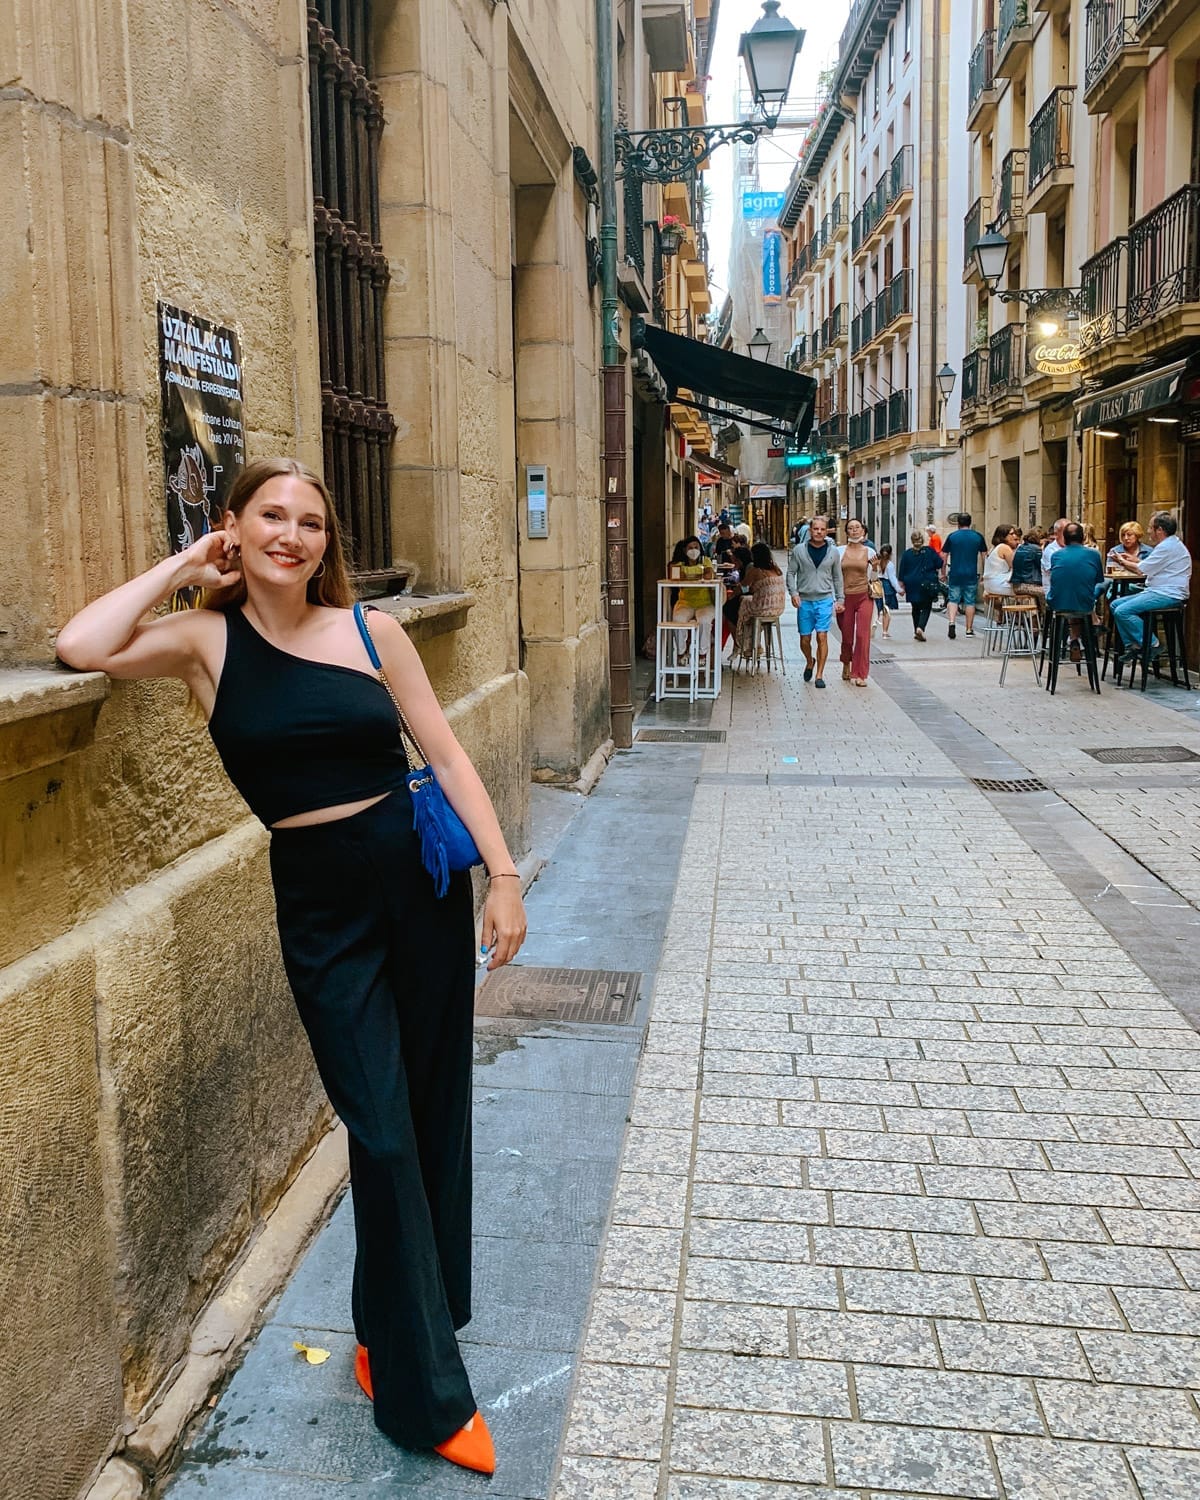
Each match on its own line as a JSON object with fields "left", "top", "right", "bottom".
{"left": 552, "top": 626, "right": 1200, "bottom": 1500}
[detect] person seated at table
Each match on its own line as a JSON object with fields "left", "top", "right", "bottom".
{"left": 983, "top": 524, "right": 1018, "bottom": 597}
{"left": 1011, "top": 530, "right": 1046, "bottom": 612}
{"left": 1048, "top": 522, "right": 1105, "bottom": 662}
{"left": 1109, "top": 511, "right": 1192, "bottom": 663}
{"left": 734, "top": 543, "right": 787, "bottom": 661}
{"left": 721, "top": 545, "right": 754, "bottom": 647}
{"left": 711, "top": 521, "right": 737, "bottom": 562}
{"left": 671, "top": 535, "right": 715, "bottom": 664}
{"left": 1107, "top": 521, "right": 1151, "bottom": 573}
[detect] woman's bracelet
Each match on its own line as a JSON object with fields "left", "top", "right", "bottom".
{"left": 488, "top": 871, "right": 520, "bottom": 881}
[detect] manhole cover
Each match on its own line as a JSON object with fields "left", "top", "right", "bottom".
{"left": 476, "top": 966, "right": 641, "bottom": 1024}
{"left": 971, "top": 777, "right": 1049, "bottom": 792}
{"left": 1083, "top": 745, "right": 1200, "bottom": 764}
{"left": 636, "top": 728, "right": 727, "bottom": 743}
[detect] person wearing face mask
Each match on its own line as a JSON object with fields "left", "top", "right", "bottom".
{"left": 836, "top": 518, "right": 877, "bottom": 686}
{"left": 671, "top": 534, "right": 715, "bottom": 664}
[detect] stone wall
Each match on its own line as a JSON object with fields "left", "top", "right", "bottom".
{"left": 0, "top": 1, "right": 605, "bottom": 1496}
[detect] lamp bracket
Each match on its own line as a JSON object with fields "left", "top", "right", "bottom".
{"left": 615, "top": 121, "right": 774, "bottom": 184}
{"left": 993, "top": 285, "right": 1086, "bottom": 318}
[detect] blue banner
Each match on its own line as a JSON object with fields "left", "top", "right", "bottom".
{"left": 743, "top": 190, "right": 786, "bottom": 220}
{"left": 762, "top": 231, "right": 783, "bottom": 305}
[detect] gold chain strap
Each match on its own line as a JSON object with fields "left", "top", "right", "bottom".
{"left": 358, "top": 609, "right": 430, "bottom": 770}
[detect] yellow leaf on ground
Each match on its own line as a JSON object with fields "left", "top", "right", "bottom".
{"left": 292, "top": 1340, "right": 331, "bottom": 1365}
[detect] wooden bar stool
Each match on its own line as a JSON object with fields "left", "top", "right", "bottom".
{"left": 980, "top": 593, "right": 1010, "bottom": 658}
{"left": 998, "top": 598, "right": 1041, "bottom": 686}
{"left": 1045, "top": 612, "right": 1101, "bottom": 695}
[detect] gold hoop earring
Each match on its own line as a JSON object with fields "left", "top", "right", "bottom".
{"left": 313, "top": 560, "right": 326, "bottom": 578}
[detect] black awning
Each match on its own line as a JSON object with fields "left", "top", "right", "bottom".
{"left": 1073, "top": 358, "right": 1191, "bottom": 431}
{"left": 634, "top": 320, "right": 817, "bottom": 444}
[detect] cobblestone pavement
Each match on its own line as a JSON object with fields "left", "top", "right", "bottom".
{"left": 553, "top": 614, "right": 1200, "bottom": 1500}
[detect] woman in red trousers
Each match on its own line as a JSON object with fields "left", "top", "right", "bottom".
{"left": 837, "top": 517, "right": 876, "bottom": 686}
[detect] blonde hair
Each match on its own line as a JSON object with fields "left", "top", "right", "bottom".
{"left": 1119, "top": 520, "right": 1144, "bottom": 543}
{"left": 202, "top": 456, "right": 355, "bottom": 611}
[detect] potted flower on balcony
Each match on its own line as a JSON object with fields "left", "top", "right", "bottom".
{"left": 659, "top": 215, "right": 685, "bottom": 258}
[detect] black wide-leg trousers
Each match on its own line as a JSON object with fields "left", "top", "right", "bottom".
{"left": 269, "top": 791, "right": 477, "bottom": 1449}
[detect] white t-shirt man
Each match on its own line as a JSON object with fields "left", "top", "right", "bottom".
{"left": 1140, "top": 534, "right": 1192, "bottom": 600}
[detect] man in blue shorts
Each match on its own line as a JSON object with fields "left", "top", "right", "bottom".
{"left": 786, "top": 514, "right": 844, "bottom": 687}
{"left": 940, "top": 512, "right": 987, "bottom": 639}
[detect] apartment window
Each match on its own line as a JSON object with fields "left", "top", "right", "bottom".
{"left": 888, "top": 27, "right": 896, "bottom": 88}
{"left": 1191, "top": 84, "right": 1200, "bottom": 181}
{"left": 873, "top": 59, "right": 880, "bottom": 114}
{"left": 904, "top": 0, "right": 911, "bottom": 56}
{"left": 308, "top": 0, "right": 396, "bottom": 576}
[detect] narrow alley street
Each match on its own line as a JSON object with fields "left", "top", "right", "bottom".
{"left": 163, "top": 616, "right": 1200, "bottom": 1500}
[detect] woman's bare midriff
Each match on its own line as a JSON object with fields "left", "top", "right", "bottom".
{"left": 271, "top": 792, "right": 391, "bottom": 829}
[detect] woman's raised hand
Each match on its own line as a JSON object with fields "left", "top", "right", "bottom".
{"left": 180, "top": 530, "right": 241, "bottom": 592}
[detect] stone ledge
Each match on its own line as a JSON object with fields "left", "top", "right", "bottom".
{"left": 0, "top": 665, "right": 110, "bottom": 727}
{"left": 368, "top": 589, "right": 475, "bottom": 643}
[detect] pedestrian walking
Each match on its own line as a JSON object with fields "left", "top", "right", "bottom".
{"left": 941, "top": 512, "right": 988, "bottom": 639}
{"left": 55, "top": 456, "right": 525, "bottom": 1476}
{"left": 870, "top": 544, "right": 897, "bottom": 639}
{"left": 897, "top": 529, "right": 941, "bottom": 640}
{"left": 785, "top": 514, "right": 844, "bottom": 688}
{"left": 837, "top": 518, "right": 876, "bottom": 686}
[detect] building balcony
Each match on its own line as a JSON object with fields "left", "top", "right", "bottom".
{"left": 814, "top": 214, "right": 832, "bottom": 264}
{"left": 851, "top": 303, "right": 874, "bottom": 355}
{"left": 822, "top": 302, "right": 850, "bottom": 349}
{"left": 996, "top": 149, "right": 1028, "bottom": 233}
{"left": 1136, "top": 0, "right": 1192, "bottom": 46}
{"left": 823, "top": 411, "right": 849, "bottom": 449}
{"left": 963, "top": 196, "right": 992, "bottom": 283}
{"left": 960, "top": 347, "right": 990, "bottom": 418}
{"left": 888, "top": 389, "right": 911, "bottom": 437}
{"left": 848, "top": 410, "right": 872, "bottom": 451}
{"left": 1127, "top": 183, "right": 1200, "bottom": 338}
{"left": 1026, "top": 88, "right": 1075, "bottom": 216}
{"left": 997, "top": 0, "right": 1034, "bottom": 79}
{"left": 853, "top": 148, "right": 914, "bottom": 262}
{"left": 872, "top": 399, "right": 889, "bottom": 444}
{"left": 1035, "top": 0, "right": 1071, "bottom": 13}
{"left": 830, "top": 192, "right": 850, "bottom": 243}
{"left": 889, "top": 146, "right": 914, "bottom": 214}
{"left": 988, "top": 323, "right": 1026, "bottom": 415}
{"left": 1084, "top": 0, "right": 1149, "bottom": 114}
{"left": 967, "top": 30, "right": 999, "bottom": 133}
{"left": 1079, "top": 236, "right": 1129, "bottom": 364}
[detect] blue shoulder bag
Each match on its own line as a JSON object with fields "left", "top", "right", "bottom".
{"left": 353, "top": 601, "right": 482, "bottom": 896}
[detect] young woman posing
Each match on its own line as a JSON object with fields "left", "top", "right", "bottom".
{"left": 57, "top": 456, "right": 525, "bottom": 1476}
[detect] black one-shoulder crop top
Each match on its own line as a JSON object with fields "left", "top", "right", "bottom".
{"left": 207, "top": 608, "right": 410, "bottom": 826}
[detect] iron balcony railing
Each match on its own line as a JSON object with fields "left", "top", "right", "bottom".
{"left": 1028, "top": 87, "right": 1074, "bottom": 192}
{"left": 623, "top": 175, "right": 646, "bottom": 276}
{"left": 888, "top": 390, "right": 911, "bottom": 436}
{"left": 851, "top": 302, "right": 874, "bottom": 353}
{"left": 1128, "top": 183, "right": 1200, "bottom": 329}
{"left": 964, "top": 196, "right": 989, "bottom": 275}
{"left": 889, "top": 146, "right": 913, "bottom": 204}
{"left": 1135, "top": 0, "right": 1166, "bottom": 24}
{"left": 787, "top": 251, "right": 805, "bottom": 296}
{"left": 831, "top": 192, "right": 849, "bottom": 233}
{"left": 848, "top": 410, "right": 872, "bottom": 450}
{"left": 998, "top": 149, "right": 1027, "bottom": 224}
{"left": 823, "top": 410, "right": 849, "bottom": 446}
{"left": 790, "top": 334, "right": 807, "bottom": 367}
{"left": 998, "top": 0, "right": 1031, "bottom": 56}
{"left": 968, "top": 30, "right": 996, "bottom": 114}
{"left": 873, "top": 400, "right": 889, "bottom": 444}
{"left": 1079, "top": 236, "right": 1128, "bottom": 351}
{"left": 988, "top": 323, "right": 1025, "bottom": 395}
{"left": 884, "top": 268, "right": 911, "bottom": 329}
{"left": 816, "top": 214, "right": 831, "bottom": 257}
{"left": 822, "top": 303, "right": 848, "bottom": 347}
{"left": 1085, "top": 0, "right": 1140, "bottom": 95}
{"left": 961, "top": 347, "right": 988, "bottom": 410}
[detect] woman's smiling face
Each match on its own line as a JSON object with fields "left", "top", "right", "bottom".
{"left": 227, "top": 475, "right": 329, "bottom": 590}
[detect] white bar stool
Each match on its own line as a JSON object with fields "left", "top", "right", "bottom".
{"left": 655, "top": 620, "right": 700, "bottom": 702}
{"left": 751, "top": 615, "right": 786, "bottom": 674}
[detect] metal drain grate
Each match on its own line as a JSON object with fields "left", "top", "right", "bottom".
{"left": 1083, "top": 745, "right": 1200, "bottom": 765}
{"left": 636, "top": 728, "right": 727, "bottom": 743}
{"left": 971, "top": 777, "right": 1049, "bottom": 793}
{"left": 871, "top": 655, "right": 896, "bottom": 665}
{"left": 475, "top": 966, "right": 641, "bottom": 1024}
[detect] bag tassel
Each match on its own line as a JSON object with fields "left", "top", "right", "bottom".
{"left": 410, "top": 775, "right": 452, "bottom": 898}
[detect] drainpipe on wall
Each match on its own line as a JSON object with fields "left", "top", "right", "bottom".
{"left": 597, "top": 0, "right": 634, "bottom": 748}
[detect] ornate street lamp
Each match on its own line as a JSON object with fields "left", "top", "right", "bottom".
{"left": 615, "top": 2, "right": 805, "bottom": 185}
{"left": 936, "top": 363, "right": 957, "bottom": 401}
{"left": 659, "top": 216, "right": 684, "bottom": 258}
{"left": 747, "top": 327, "right": 772, "bottom": 362}
{"left": 740, "top": 1, "right": 807, "bottom": 127}
{"left": 974, "top": 225, "right": 1086, "bottom": 320}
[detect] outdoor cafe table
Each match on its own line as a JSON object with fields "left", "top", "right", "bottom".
{"left": 656, "top": 575, "right": 724, "bottom": 700}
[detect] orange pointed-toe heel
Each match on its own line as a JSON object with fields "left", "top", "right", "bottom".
{"left": 434, "top": 1411, "right": 496, "bottom": 1475}
{"left": 354, "top": 1343, "right": 374, "bottom": 1402}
